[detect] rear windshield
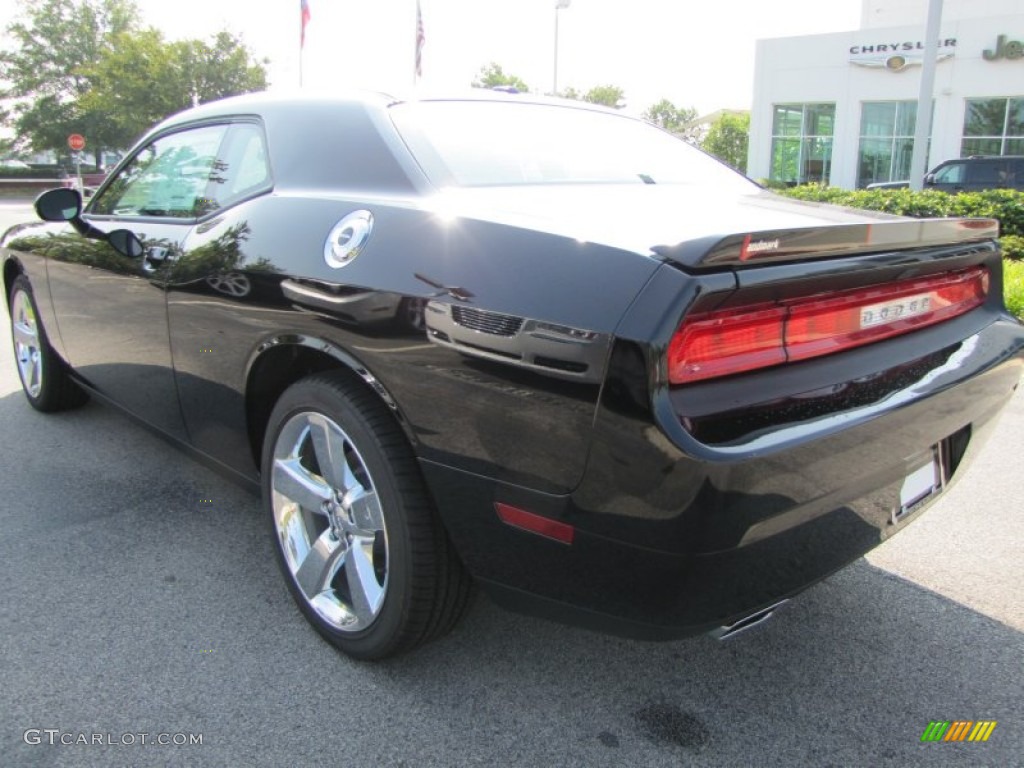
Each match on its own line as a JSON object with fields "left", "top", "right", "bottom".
{"left": 390, "top": 100, "right": 755, "bottom": 190}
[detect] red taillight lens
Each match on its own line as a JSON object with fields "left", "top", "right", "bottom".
{"left": 668, "top": 306, "right": 786, "bottom": 383}
{"left": 668, "top": 267, "right": 989, "bottom": 385}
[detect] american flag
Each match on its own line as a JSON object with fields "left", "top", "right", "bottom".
{"left": 415, "top": 0, "right": 425, "bottom": 78}
{"left": 300, "top": 0, "right": 311, "bottom": 49}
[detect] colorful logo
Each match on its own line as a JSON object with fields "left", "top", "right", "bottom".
{"left": 921, "top": 721, "right": 997, "bottom": 742}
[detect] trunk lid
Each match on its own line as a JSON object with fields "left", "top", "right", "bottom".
{"left": 423, "top": 185, "right": 997, "bottom": 269}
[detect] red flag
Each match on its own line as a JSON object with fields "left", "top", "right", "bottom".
{"left": 415, "top": 1, "right": 425, "bottom": 78}
{"left": 300, "top": 0, "right": 311, "bottom": 49}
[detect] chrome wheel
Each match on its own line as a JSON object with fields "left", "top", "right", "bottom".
{"left": 11, "top": 288, "right": 42, "bottom": 398}
{"left": 271, "top": 411, "right": 389, "bottom": 632}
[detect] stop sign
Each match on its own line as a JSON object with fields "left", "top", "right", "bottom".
{"left": 67, "top": 133, "right": 86, "bottom": 151}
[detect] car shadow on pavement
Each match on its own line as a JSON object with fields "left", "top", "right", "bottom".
{"left": 386, "top": 564, "right": 1021, "bottom": 766}
{"left": 0, "top": 387, "right": 1019, "bottom": 768}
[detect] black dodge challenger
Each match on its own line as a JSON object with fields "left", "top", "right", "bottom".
{"left": 4, "top": 92, "right": 1023, "bottom": 659}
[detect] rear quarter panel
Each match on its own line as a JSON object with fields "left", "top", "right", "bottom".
{"left": 167, "top": 191, "right": 662, "bottom": 492}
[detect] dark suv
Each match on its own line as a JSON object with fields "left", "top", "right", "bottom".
{"left": 925, "top": 156, "right": 1024, "bottom": 192}
{"left": 866, "top": 156, "right": 1024, "bottom": 192}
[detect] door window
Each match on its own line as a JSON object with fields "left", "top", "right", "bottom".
{"left": 90, "top": 125, "right": 229, "bottom": 218}
{"left": 932, "top": 162, "right": 965, "bottom": 185}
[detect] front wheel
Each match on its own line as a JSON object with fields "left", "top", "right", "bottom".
{"left": 8, "top": 275, "right": 87, "bottom": 412}
{"left": 262, "top": 372, "right": 472, "bottom": 660}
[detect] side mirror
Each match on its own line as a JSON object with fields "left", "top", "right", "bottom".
{"left": 34, "top": 187, "right": 82, "bottom": 222}
{"left": 34, "top": 186, "right": 142, "bottom": 258}
{"left": 107, "top": 229, "right": 144, "bottom": 259}
{"left": 923, "top": 173, "right": 936, "bottom": 185}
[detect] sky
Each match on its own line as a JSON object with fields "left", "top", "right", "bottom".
{"left": 2, "top": 0, "right": 865, "bottom": 116}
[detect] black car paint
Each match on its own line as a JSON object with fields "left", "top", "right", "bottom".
{"left": 4, "top": 92, "right": 1024, "bottom": 639}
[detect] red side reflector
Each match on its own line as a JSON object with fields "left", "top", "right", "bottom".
{"left": 669, "top": 267, "right": 989, "bottom": 385}
{"left": 495, "top": 503, "right": 574, "bottom": 544}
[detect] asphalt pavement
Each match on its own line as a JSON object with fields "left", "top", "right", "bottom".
{"left": 1, "top": 201, "right": 1022, "bottom": 766}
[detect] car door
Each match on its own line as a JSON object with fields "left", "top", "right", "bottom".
{"left": 46, "top": 123, "right": 231, "bottom": 439}
{"left": 164, "top": 121, "right": 277, "bottom": 477}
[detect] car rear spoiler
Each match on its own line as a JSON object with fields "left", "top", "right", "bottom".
{"left": 652, "top": 218, "right": 1000, "bottom": 270}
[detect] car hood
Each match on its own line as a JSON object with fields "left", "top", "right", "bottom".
{"left": 419, "top": 185, "right": 997, "bottom": 269}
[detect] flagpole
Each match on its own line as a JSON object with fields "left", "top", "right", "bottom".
{"left": 299, "top": 0, "right": 311, "bottom": 88}
{"left": 414, "top": 0, "right": 424, "bottom": 86}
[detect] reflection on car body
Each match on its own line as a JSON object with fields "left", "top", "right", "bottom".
{"left": 425, "top": 300, "right": 608, "bottom": 382}
{"left": 282, "top": 278, "right": 425, "bottom": 331}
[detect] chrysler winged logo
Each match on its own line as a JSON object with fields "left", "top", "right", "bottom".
{"left": 849, "top": 38, "right": 956, "bottom": 71}
{"left": 851, "top": 52, "right": 954, "bottom": 71}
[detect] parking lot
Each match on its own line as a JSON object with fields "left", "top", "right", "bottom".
{"left": 1, "top": 200, "right": 1022, "bottom": 766}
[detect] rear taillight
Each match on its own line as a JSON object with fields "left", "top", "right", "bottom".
{"left": 669, "top": 267, "right": 989, "bottom": 385}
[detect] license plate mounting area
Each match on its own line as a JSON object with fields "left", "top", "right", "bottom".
{"left": 891, "top": 443, "right": 947, "bottom": 526}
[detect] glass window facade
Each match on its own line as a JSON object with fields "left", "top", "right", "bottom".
{"left": 770, "top": 104, "right": 835, "bottom": 184}
{"left": 857, "top": 101, "right": 920, "bottom": 188}
{"left": 962, "top": 98, "right": 1024, "bottom": 156}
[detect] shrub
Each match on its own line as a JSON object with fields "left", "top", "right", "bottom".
{"left": 0, "top": 165, "right": 101, "bottom": 179}
{"left": 1003, "top": 259, "right": 1024, "bottom": 320}
{"left": 776, "top": 186, "right": 1024, "bottom": 237}
{"left": 1000, "top": 234, "right": 1024, "bottom": 261}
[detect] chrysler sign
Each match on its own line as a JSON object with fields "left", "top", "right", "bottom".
{"left": 850, "top": 38, "right": 956, "bottom": 71}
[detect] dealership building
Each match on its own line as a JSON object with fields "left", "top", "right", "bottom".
{"left": 747, "top": 0, "right": 1024, "bottom": 188}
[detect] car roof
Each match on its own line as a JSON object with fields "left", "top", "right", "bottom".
{"left": 122, "top": 90, "right": 649, "bottom": 198}
{"left": 942, "top": 156, "right": 1024, "bottom": 162}
{"left": 151, "top": 88, "right": 623, "bottom": 133}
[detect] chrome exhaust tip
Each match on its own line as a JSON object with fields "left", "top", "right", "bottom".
{"left": 709, "top": 600, "right": 788, "bottom": 640}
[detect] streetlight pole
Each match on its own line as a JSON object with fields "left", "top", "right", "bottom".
{"left": 910, "top": 0, "right": 943, "bottom": 190}
{"left": 554, "top": 0, "right": 570, "bottom": 95}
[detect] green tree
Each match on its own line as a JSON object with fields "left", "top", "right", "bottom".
{"left": 77, "top": 29, "right": 183, "bottom": 150}
{"left": 175, "top": 31, "right": 268, "bottom": 108}
{"left": 555, "top": 86, "right": 581, "bottom": 101}
{"left": 1, "top": 1, "right": 267, "bottom": 165}
{"left": 701, "top": 112, "right": 750, "bottom": 173}
{"left": 0, "top": 0, "right": 140, "bottom": 166}
{"left": 583, "top": 85, "right": 625, "bottom": 108}
{"left": 643, "top": 99, "right": 698, "bottom": 136}
{"left": 80, "top": 29, "right": 268, "bottom": 148}
{"left": 471, "top": 63, "right": 529, "bottom": 92}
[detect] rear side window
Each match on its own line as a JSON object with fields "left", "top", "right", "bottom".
{"left": 1010, "top": 160, "right": 1024, "bottom": 187}
{"left": 216, "top": 123, "right": 272, "bottom": 204}
{"left": 968, "top": 161, "right": 1003, "bottom": 185}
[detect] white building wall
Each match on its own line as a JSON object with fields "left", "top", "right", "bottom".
{"left": 748, "top": 8, "right": 1024, "bottom": 188}
{"left": 862, "top": 0, "right": 1024, "bottom": 29}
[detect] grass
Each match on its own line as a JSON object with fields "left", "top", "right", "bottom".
{"left": 1004, "top": 259, "right": 1024, "bottom": 320}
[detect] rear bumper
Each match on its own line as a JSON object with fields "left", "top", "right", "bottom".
{"left": 422, "top": 315, "right": 1024, "bottom": 639}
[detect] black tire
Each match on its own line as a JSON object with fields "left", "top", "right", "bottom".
{"left": 396, "top": 297, "right": 426, "bottom": 333}
{"left": 8, "top": 274, "right": 88, "bottom": 412}
{"left": 261, "top": 371, "right": 472, "bottom": 660}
